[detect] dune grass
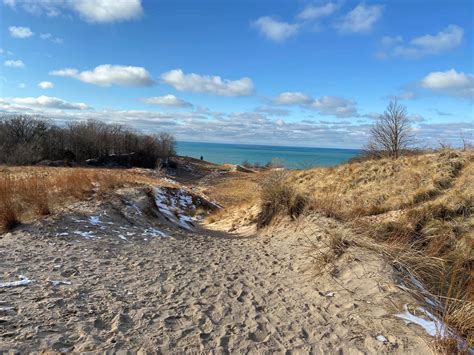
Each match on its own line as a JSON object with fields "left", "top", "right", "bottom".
{"left": 0, "top": 166, "right": 162, "bottom": 232}
{"left": 254, "top": 148, "right": 473, "bottom": 348}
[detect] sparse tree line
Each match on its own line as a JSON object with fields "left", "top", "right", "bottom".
{"left": 0, "top": 114, "right": 176, "bottom": 168}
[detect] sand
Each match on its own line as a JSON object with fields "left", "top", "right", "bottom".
{"left": 1, "top": 186, "right": 434, "bottom": 353}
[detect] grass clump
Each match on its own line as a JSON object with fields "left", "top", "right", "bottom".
{"left": 0, "top": 166, "right": 163, "bottom": 232}
{"left": 257, "top": 170, "right": 308, "bottom": 228}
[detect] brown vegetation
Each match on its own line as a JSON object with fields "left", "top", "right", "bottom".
{"left": 256, "top": 170, "right": 308, "bottom": 228}
{"left": 0, "top": 166, "right": 163, "bottom": 233}
{"left": 255, "top": 148, "right": 473, "bottom": 348}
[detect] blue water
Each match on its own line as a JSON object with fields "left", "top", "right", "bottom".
{"left": 176, "top": 141, "right": 361, "bottom": 169}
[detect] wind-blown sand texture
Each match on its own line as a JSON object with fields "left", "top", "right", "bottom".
{"left": 1, "top": 182, "right": 435, "bottom": 353}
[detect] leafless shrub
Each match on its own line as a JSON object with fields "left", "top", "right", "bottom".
{"left": 366, "top": 100, "right": 412, "bottom": 159}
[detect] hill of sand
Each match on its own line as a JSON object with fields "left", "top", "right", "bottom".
{"left": 2, "top": 151, "right": 471, "bottom": 353}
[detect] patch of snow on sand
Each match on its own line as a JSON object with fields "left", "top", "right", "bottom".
{"left": 396, "top": 304, "right": 444, "bottom": 337}
{"left": 0, "top": 275, "right": 34, "bottom": 288}
{"left": 49, "top": 280, "right": 72, "bottom": 286}
{"left": 88, "top": 216, "right": 102, "bottom": 225}
{"left": 73, "top": 230, "right": 97, "bottom": 239}
{"left": 143, "top": 227, "right": 170, "bottom": 238}
{"left": 154, "top": 188, "right": 197, "bottom": 231}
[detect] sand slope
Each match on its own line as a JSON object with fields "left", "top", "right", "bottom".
{"left": 1, "top": 187, "right": 432, "bottom": 353}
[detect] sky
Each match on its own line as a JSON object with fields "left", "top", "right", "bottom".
{"left": 0, "top": 0, "right": 472, "bottom": 149}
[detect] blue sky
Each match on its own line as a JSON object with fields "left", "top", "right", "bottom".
{"left": 0, "top": 0, "right": 472, "bottom": 148}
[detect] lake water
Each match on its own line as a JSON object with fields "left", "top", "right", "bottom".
{"left": 176, "top": 141, "right": 361, "bottom": 169}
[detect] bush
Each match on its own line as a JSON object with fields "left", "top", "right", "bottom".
{"left": 257, "top": 170, "right": 308, "bottom": 228}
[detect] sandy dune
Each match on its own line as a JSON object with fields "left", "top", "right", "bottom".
{"left": 1, "top": 187, "right": 433, "bottom": 353}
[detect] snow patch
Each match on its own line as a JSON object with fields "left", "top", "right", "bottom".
{"left": 143, "top": 227, "right": 170, "bottom": 238}
{"left": 49, "top": 280, "right": 71, "bottom": 286}
{"left": 396, "top": 304, "right": 443, "bottom": 337}
{"left": 73, "top": 230, "right": 97, "bottom": 239}
{"left": 0, "top": 275, "right": 34, "bottom": 288}
{"left": 88, "top": 216, "right": 102, "bottom": 225}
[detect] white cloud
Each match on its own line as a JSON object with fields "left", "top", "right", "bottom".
{"left": 141, "top": 95, "right": 193, "bottom": 108}
{"left": 420, "top": 69, "right": 473, "bottom": 98}
{"left": 160, "top": 69, "right": 254, "bottom": 96}
{"left": 272, "top": 92, "right": 312, "bottom": 105}
{"left": 252, "top": 16, "right": 299, "bottom": 42}
{"left": 50, "top": 64, "right": 154, "bottom": 87}
{"left": 2, "top": 95, "right": 90, "bottom": 110}
{"left": 4, "top": 59, "right": 25, "bottom": 68}
{"left": 40, "top": 32, "right": 63, "bottom": 43}
{"left": 8, "top": 26, "right": 34, "bottom": 38}
{"left": 310, "top": 96, "right": 357, "bottom": 117}
{"left": 272, "top": 92, "right": 358, "bottom": 118}
{"left": 3, "top": 0, "right": 143, "bottom": 23}
{"left": 71, "top": 0, "right": 143, "bottom": 23}
{"left": 335, "top": 4, "right": 383, "bottom": 33}
{"left": 379, "top": 25, "right": 464, "bottom": 58}
{"left": 38, "top": 81, "right": 54, "bottom": 89}
{"left": 297, "top": 2, "right": 340, "bottom": 21}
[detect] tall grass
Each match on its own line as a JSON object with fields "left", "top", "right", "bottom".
{"left": 257, "top": 170, "right": 308, "bottom": 228}
{"left": 256, "top": 148, "right": 473, "bottom": 348}
{"left": 0, "top": 166, "right": 162, "bottom": 232}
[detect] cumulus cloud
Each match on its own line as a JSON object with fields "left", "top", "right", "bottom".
{"left": 421, "top": 69, "right": 473, "bottom": 99}
{"left": 160, "top": 69, "right": 254, "bottom": 96}
{"left": 38, "top": 81, "right": 54, "bottom": 89}
{"left": 50, "top": 64, "right": 154, "bottom": 87}
{"left": 4, "top": 59, "right": 24, "bottom": 68}
{"left": 272, "top": 91, "right": 358, "bottom": 118}
{"left": 71, "top": 0, "right": 143, "bottom": 23}
{"left": 378, "top": 25, "right": 464, "bottom": 58}
{"left": 1, "top": 95, "right": 90, "bottom": 110}
{"left": 3, "top": 0, "right": 143, "bottom": 23}
{"left": 297, "top": 2, "right": 340, "bottom": 21}
{"left": 335, "top": 4, "right": 383, "bottom": 33}
{"left": 8, "top": 26, "right": 34, "bottom": 38}
{"left": 252, "top": 16, "right": 299, "bottom": 42}
{"left": 141, "top": 95, "right": 193, "bottom": 108}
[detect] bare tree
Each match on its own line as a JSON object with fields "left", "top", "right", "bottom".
{"left": 367, "top": 100, "right": 412, "bottom": 159}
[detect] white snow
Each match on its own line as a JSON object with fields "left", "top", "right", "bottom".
{"left": 88, "top": 216, "right": 102, "bottom": 225}
{"left": 0, "top": 306, "right": 15, "bottom": 311}
{"left": 0, "top": 275, "right": 34, "bottom": 288}
{"left": 49, "top": 280, "right": 71, "bottom": 286}
{"left": 73, "top": 230, "right": 97, "bottom": 239}
{"left": 118, "top": 234, "right": 128, "bottom": 241}
{"left": 395, "top": 304, "right": 443, "bottom": 337}
{"left": 325, "top": 292, "right": 335, "bottom": 297}
{"left": 154, "top": 188, "right": 197, "bottom": 231}
{"left": 143, "top": 227, "right": 170, "bottom": 238}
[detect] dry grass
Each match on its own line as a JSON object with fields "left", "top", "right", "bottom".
{"left": 292, "top": 149, "right": 469, "bottom": 220}
{"left": 257, "top": 170, "right": 308, "bottom": 228}
{"left": 247, "top": 148, "right": 473, "bottom": 348}
{"left": 0, "top": 166, "right": 163, "bottom": 233}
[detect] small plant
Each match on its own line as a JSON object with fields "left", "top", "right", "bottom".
{"left": 257, "top": 170, "right": 308, "bottom": 228}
